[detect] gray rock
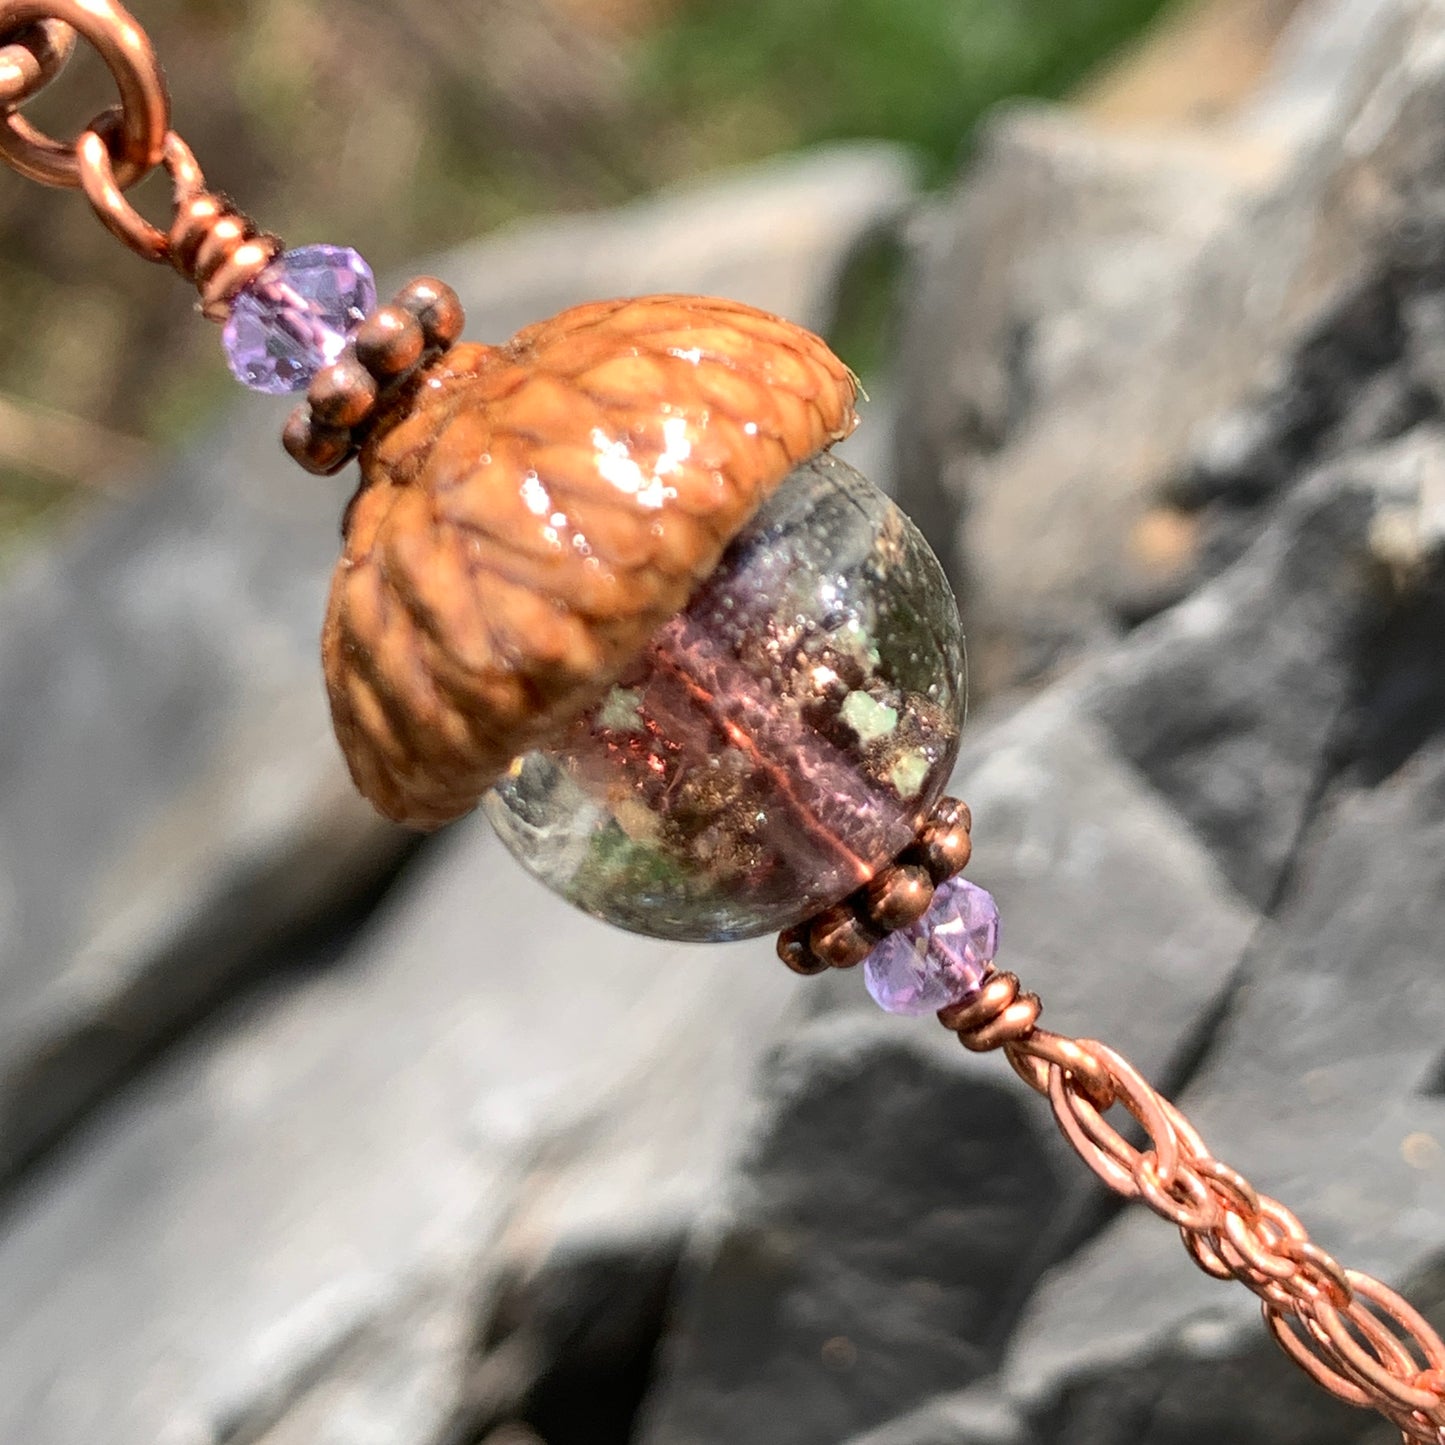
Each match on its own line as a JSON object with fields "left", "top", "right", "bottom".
{"left": 1088, "top": 463, "right": 1385, "bottom": 907}
{"left": 647, "top": 479, "right": 1445, "bottom": 1439}
{"left": 471, "top": 1231, "right": 685, "bottom": 1445}
{"left": 890, "top": 0, "right": 1421, "bottom": 696}
{"left": 641, "top": 330, "right": 1421, "bottom": 1445}
{"left": 459, "top": 10, "right": 1445, "bottom": 1443}
{"left": 0, "top": 142, "right": 918, "bottom": 1183}
{"left": 634, "top": 1020, "right": 1069, "bottom": 1445}
{"left": 0, "top": 818, "right": 804, "bottom": 1445}
{"left": 804, "top": 5, "right": 1445, "bottom": 1434}
{"left": 901, "top": 653, "right": 1445, "bottom": 1445}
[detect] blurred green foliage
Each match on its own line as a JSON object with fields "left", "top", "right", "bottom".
{"left": 0, "top": 0, "right": 1175, "bottom": 550}
{"left": 643, "top": 0, "right": 1174, "bottom": 173}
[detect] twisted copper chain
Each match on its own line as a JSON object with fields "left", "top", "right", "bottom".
{"left": 942, "top": 973, "right": 1445, "bottom": 1444}
{"left": 0, "top": 0, "right": 278, "bottom": 317}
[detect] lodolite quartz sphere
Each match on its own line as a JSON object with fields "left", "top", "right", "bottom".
{"left": 484, "top": 452, "right": 966, "bottom": 941}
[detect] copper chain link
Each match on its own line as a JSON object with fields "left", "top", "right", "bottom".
{"left": 0, "top": 0, "right": 167, "bottom": 189}
{"left": 0, "top": 0, "right": 279, "bottom": 315}
{"left": 941, "top": 972, "right": 1445, "bottom": 1443}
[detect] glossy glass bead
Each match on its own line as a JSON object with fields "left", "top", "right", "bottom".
{"left": 485, "top": 452, "right": 967, "bottom": 941}
{"left": 863, "top": 876, "right": 1000, "bottom": 1015}
{"left": 222, "top": 244, "right": 376, "bottom": 394}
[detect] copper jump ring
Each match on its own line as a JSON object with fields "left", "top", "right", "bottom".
{"left": 0, "top": 16, "right": 73, "bottom": 110}
{"left": 74, "top": 114, "right": 279, "bottom": 311}
{"left": 0, "top": 0, "right": 168, "bottom": 189}
{"left": 76, "top": 115, "right": 192, "bottom": 262}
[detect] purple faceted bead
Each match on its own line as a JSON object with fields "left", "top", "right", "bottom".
{"left": 222, "top": 244, "right": 376, "bottom": 395}
{"left": 864, "top": 876, "right": 1000, "bottom": 1016}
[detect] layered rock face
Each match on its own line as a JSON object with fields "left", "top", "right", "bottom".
{"left": 4, "top": 4, "right": 1445, "bottom": 1444}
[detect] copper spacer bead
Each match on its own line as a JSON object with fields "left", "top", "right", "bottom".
{"left": 354, "top": 305, "right": 426, "bottom": 378}
{"left": 283, "top": 407, "right": 355, "bottom": 477}
{"left": 915, "top": 797, "right": 973, "bottom": 883}
{"left": 777, "top": 925, "right": 831, "bottom": 976}
{"left": 309, "top": 353, "right": 379, "bottom": 430}
{"left": 393, "top": 276, "right": 466, "bottom": 348}
{"left": 862, "top": 862, "right": 935, "bottom": 932}
{"left": 809, "top": 902, "right": 881, "bottom": 970}
{"left": 931, "top": 798, "right": 972, "bottom": 835}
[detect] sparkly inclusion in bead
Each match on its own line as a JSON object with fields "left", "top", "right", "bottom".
{"left": 485, "top": 452, "right": 967, "bottom": 942}
{"left": 222, "top": 244, "right": 376, "bottom": 394}
{"left": 864, "top": 876, "right": 1000, "bottom": 1016}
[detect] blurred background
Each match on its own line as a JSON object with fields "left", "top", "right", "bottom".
{"left": 0, "top": 0, "right": 1242, "bottom": 557}
{"left": 3, "top": 1, "right": 1445, "bottom": 1444}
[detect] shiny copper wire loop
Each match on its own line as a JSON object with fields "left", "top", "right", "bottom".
{"left": 0, "top": 2, "right": 277, "bottom": 315}
{"left": 74, "top": 118, "right": 280, "bottom": 313}
{"left": 0, "top": 0, "right": 167, "bottom": 188}
{"left": 0, "top": 16, "right": 72, "bottom": 109}
{"left": 75, "top": 111, "right": 176, "bottom": 261}
{"left": 945, "top": 964, "right": 1445, "bottom": 1442}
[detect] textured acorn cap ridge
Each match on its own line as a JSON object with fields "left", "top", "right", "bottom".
{"left": 323, "top": 294, "right": 860, "bottom": 829}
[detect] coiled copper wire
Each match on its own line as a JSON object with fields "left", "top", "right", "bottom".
{"left": 0, "top": 0, "right": 278, "bottom": 320}
{"left": 75, "top": 118, "right": 280, "bottom": 319}
{"left": 937, "top": 970, "right": 1043, "bottom": 1052}
{"left": 938, "top": 962, "right": 1445, "bottom": 1444}
{"left": 167, "top": 183, "right": 281, "bottom": 322}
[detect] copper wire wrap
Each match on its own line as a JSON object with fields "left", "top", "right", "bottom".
{"left": 0, "top": 0, "right": 279, "bottom": 319}
{"left": 782, "top": 799, "right": 1445, "bottom": 1440}
{"left": 941, "top": 969, "right": 1445, "bottom": 1443}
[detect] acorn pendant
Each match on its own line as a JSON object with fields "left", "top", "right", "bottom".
{"left": 15, "top": 19, "right": 1443, "bottom": 1425}
{"left": 306, "top": 288, "right": 967, "bottom": 943}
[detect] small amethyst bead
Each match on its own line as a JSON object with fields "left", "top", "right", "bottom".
{"left": 222, "top": 244, "right": 376, "bottom": 395}
{"left": 864, "top": 875, "right": 1000, "bottom": 1016}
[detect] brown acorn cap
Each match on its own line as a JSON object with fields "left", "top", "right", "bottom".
{"left": 323, "top": 294, "right": 860, "bottom": 829}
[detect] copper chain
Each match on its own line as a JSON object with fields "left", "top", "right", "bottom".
{"left": 0, "top": 0, "right": 166, "bottom": 189}
{"left": 0, "top": 0, "right": 278, "bottom": 316}
{"left": 941, "top": 973, "right": 1445, "bottom": 1444}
